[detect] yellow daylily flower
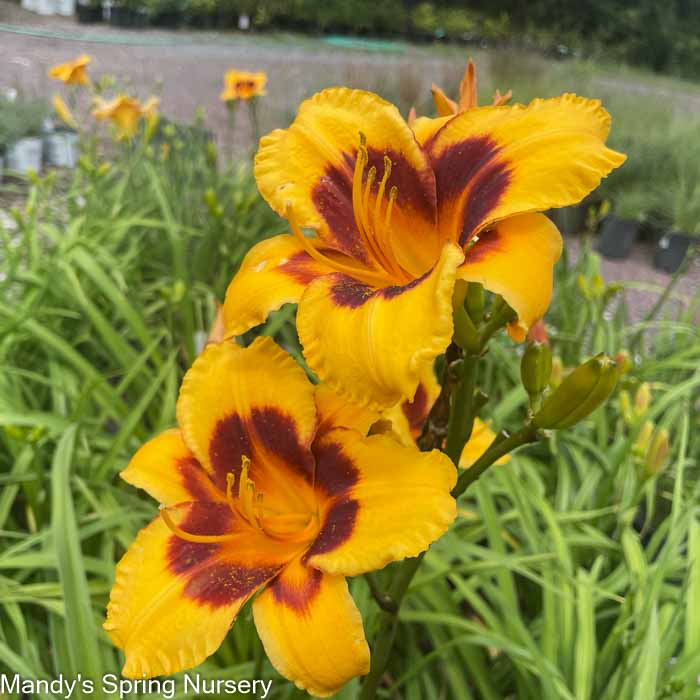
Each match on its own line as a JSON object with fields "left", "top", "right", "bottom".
{"left": 92, "top": 95, "right": 158, "bottom": 140}
{"left": 220, "top": 69, "right": 267, "bottom": 102}
{"left": 48, "top": 54, "right": 91, "bottom": 86}
{"left": 104, "top": 337, "right": 456, "bottom": 697}
{"left": 222, "top": 82, "right": 625, "bottom": 408}
{"left": 52, "top": 94, "right": 78, "bottom": 130}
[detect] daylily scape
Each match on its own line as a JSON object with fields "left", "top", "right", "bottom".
{"left": 223, "top": 81, "right": 625, "bottom": 409}
{"left": 105, "top": 338, "right": 456, "bottom": 697}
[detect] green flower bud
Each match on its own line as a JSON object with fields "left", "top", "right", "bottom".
{"left": 453, "top": 303, "right": 480, "bottom": 354}
{"left": 465, "top": 282, "right": 485, "bottom": 324}
{"left": 634, "top": 383, "right": 651, "bottom": 415}
{"left": 521, "top": 342, "right": 552, "bottom": 398}
{"left": 644, "top": 428, "right": 669, "bottom": 478}
{"left": 633, "top": 420, "right": 654, "bottom": 457}
{"left": 549, "top": 356, "right": 563, "bottom": 389}
{"left": 533, "top": 353, "right": 618, "bottom": 429}
{"left": 618, "top": 390, "right": 633, "bottom": 425}
{"left": 614, "top": 350, "right": 631, "bottom": 375}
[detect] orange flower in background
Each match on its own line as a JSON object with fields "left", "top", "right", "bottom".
{"left": 430, "top": 57, "right": 513, "bottom": 119}
{"left": 220, "top": 69, "right": 267, "bottom": 102}
{"left": 222, "top": 82, "right": 625, "bottom": 408}
{"left": 104, "top": 337, "right": 456, "bottom": 696}
{"left": 52, "top": 94, "right": 78, "bottom": 130}
{"left": 48, "top": 54, "right": 91, "bottom": 86}
{"left": 92, "top": 95, "right": 159, "bottom": 140}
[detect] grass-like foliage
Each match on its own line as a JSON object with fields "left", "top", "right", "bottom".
{"left": 0, "top": 124, "right": 699, "bottom": 699}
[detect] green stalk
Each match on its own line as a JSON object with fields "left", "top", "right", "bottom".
{"left": 359, "top": 425, "right": 540, "bottom": 697}
{"left": 444, "top": 353, "right": 478, "bottom": 464}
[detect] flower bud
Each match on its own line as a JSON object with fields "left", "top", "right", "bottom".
{"left": 453, "top": 303, "right": 480, "bottom": 353}
{"left": 591, "top": 273, "right": 605, "bottom": 299}
{"left": 614, "top": 350, "right": 631, "bottom": 375}
{"left": 549, "top": 356, "right": 563, "bottom": 389}
{"left": 465, "top": 282, "right": 485, "bottom": 325}
{"left": 521, "top": 342, "right": 552, "bottom": 398}
{"left": 634, "top": 383, "right": 651, "bottom": 415}
{"left": 533, "top": 353, "right": 618, "bottom": 429}
{"left": 633, "top": 420, "right": 654, "bottom": 457}
{"left": 644, "top": 428, "right": 669, "bottom": 478}
{"left": 618, "top": 390, "right": 633, "bottom": 425}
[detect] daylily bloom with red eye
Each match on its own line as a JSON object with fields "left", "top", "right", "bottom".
{"left": 222, "top": 84, "right": 625, "bottom": 409}
{"left": 104, "top": 337, "right": 456, "bottom": 697}
{"left": 48, "top": 54, "right": 91, "bottom": 86}
{"left": 220, "top": 69, "right": 267, "bottom": 102}
{"left": 92, "top": 94, "right": 159, "bottom": 140}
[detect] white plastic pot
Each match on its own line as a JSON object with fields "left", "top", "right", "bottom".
{"left": 56, "top": 0, "right": 75, "bottom": 15}
{"left": 35, "top": 0, "right": 56, "bottom": 14}
{"left": 44, "top": 131, "right": 78, "bottom": 168}
{"left": 7, "top": 137, "right": 43, "bottom": 174}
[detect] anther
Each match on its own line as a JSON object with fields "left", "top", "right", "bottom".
{"left": 385, "top": 186, "right": 398, "bottom": 227}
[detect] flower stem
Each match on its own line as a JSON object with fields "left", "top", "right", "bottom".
{"left": 358, "top": 423, "right": 541, "bottom": 699}
{"left": 444, "top": 353, "right": 478, "bottom": 465}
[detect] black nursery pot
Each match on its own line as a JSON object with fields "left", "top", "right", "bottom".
{"left": 109, "top": 6, "right": 148, "bottom": 27}
{"left": 151, "top": 10, "right": 182, "bottom": 27}
{"left": 653, "top": 231, "right": 694, "bottom": 274}
{"left": 596, "top": 215, "right": 639, "bottom": 260}
{"left": 76, "top": 3, "right": 103, "bottom": 22}
{"left": 548, "top": 204, "right": 587, "bottom": 236}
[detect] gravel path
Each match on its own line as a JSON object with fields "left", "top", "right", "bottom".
{"left": 1, "top": 1, "right": 698, "bottom": 321}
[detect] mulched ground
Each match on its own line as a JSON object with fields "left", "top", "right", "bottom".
{"left": 1, "top": 0, "right": 698, "bottom": 325}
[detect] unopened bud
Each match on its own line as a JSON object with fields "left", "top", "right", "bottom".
{"left": 577, "top": 274, "right": 590, "bottom": 299}
{"left": 644, "top": 428, "right": 669, "bottom": 478}
{"left": 465, "top": 282, "right": 485, "bottom": 325}
{"left": 591, "top": 273, "right": 605, "bottom": 298}
{"left": 634, "top": 383, "right": 651, "bottom": 415}
{"left": 206, "top": 141, "right": 218, "bottom": 167}
{"left": 453, "top": 303, "right": 479, "bottom": 353}
{"left": 633, "top": 420, "right": 654, "bottom": 456}
{"left": 549, "top": 356, "right": 563, "bottom": 389}
{"left": 521, "top": 342, "right": 552, "bottom": 399}
{"left": 533, "top": 353, "right": 618, "bottom": 429}
{"left": 618, "top": 390, "right": 633, "bottom": 425}
{"left": 614, "top": 350, "right": 631, "bottom": 375}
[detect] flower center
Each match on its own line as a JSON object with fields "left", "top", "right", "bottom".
{"left": 286, "top": 133, "right": 414, "bottom": 287}
{"left": 160, "top": 456, "right": 319, "bottom": 545}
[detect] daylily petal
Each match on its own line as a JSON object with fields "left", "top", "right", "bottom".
{"left": 459, "top": 213, "right": 562, "bottom": 340}
{"left": 104, "top": 503, "right": 288, "bottom": 678}
{"left": 120, "top": 429, "right": 223, "bottom": 506}
{"left": 176, "top": 337, "right": 317, "bottom": 510}
{"left": 297, "top": 242, "right": 463, "bottom": 409}
{"left": 306, "top": 429, "right": 456, "bottom": 576}
{"left": 411, "top": 114, "right": 453, "bottom": 148}
{"left": 254, "top": 87, "right": 439, "bottom": 275}
{"left": 431, "top": 84, "right": 458, "bottom": 117}
{"left": 223, "top": 233, "right": 334, "bottom": 336}
{"left": 427, "top": 94, "right": 626, "bottom": 245}
{"left": 382, "top": 369, "right": 440, "bottom": 446}
{"left": 314, "top": 384, "right": 379, "bottom": 439}
{"left": 459, "top": 418, "right": 509, "bottom": 468}
{"left": 253, "top": 557, "right": 369, "bottom": 697}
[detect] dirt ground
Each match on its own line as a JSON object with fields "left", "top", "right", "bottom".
{"left": 1, "top": 0, "right": 698, "bottom": 320}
